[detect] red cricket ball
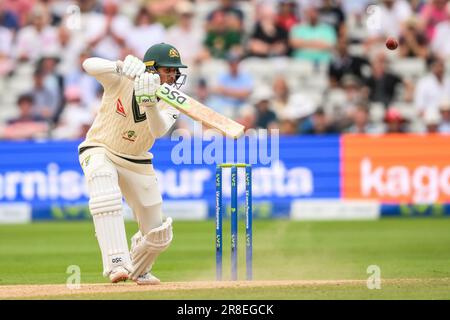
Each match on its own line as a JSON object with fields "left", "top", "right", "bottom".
{"left": 386, "top": 37, "right": 398, "bottom": 50}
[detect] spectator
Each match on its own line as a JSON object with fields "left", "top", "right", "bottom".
{"left": 250, "top": 87, "right": 278, "bottom": 129}
{"left": 341, "top": 0, "right": 372, "bottom": 18}
{"left": 52, "top": 86, "right": 93, "bottom": 139}
{"left": 300, "top": 108, "right": 338, "bottom": 135}
{"left": 289, "top": 4, "right": 337, "bottom": 64}
{"left": 383, "top": 107, "right": 408, "bottom": 133}
{"left": 276, "top": 0, "right": 299, "bottom": 32}
{"left": 56, "top": 24, "right": 86, "bottom": 75}
{"left": 29, "top": 68, "right": 59, "bottom": 123}
{"left": 328, "top": 36, "right": 370, "bottom": 87}
{"left": 247, "top": 2, "right": 289, "bottom": 58}
{"left": 279, "top": 118, "right": 299, "bottom": 135}
{"left": 420, "top": 0, "right": 450, "bottom": 42}
{"left": 346, "top": 104, "right": 382, "bottom": 134}
{"left": 85, "top": 0, "right": 131, "bottom": 61}
{"left": 204, "top": 1, "right": 243, "bottom": 59}
{"left": 37, "top": 53, "right": 65, "bottom": 122}
{"left": 195, "top": 78, "right": 214, "bottom": 107}
{"left": 64, "top": 50, "right": 101, "bottom": 113}
{"left": 423, "top": 108, "right": 442, "bottom": 133}
{"left": 0, "top": 2, "right": 19, "bottom": 30}
{"left": 399, "top": 16, "right": 429, "bottom": 58}
{"left": 365, "top": 0, "right": 412, "bottom": 50}
{"left": 431, "top": 14, "right": 450, "bottom": 59}
{"left": 0, "top": 25, "right": 14, "bottom": 76}
{"left": 209, "top": 53, "right": 253, "bottom": 118}
{"left": 14, "top": 4, "right": 59, "bottom": 62}
{"left": 326, "top": 74, "right": 367, "bottom": 131}
{"left": 206, "top": 0, "right": 244, "bottom": 31}
{"left": 9, "top": 94, "right": 44, "bottom": 123}
{"left": 234, "top": 104, "right": 255, "bottom": 131}
{"left": 146, "top": 0, "right": 181, "bottom": 27}
{"left": 363, "top": 51, "right": 402, "bottom": 107}
{"left": 166, "top": 1, "right": 205, "bottom": 94}
{"left": 319, "top": 0, "right": 346, "bottom": 37}
{"left": 414, "top": 55, "right": 450, "bottom": 116}
{"left": 166, "top": 1, "right": 204, "bottom": 66}
{"left": 272, "top": 75, "right": 291, "bottom": 117}
{"left": 1, "top": 0, "right": 34, "bottom": 28}
{"left": 69, "top": 0, "right": 97, "bottom": 46}
{"left": 341, "top": 74, "right": 368, "bottom": 105}
{"left": 36, "top": 0, "right": 64, "bottom": 26}
{"left": 38, "top": 53, "right": 64, "bottom": 95}
{"left": 1, "top": 94, "right": 48, "bottom": 140}
{"left": 126, "top": 6, "right": 165, "bottom": 59}
{"left": 76, "top": 0, "right": 97, "bottom": 12}
{"left": 339, "top": 0, "right": 370, "bottom": 40}
{"left": 410, "top": 0, "right": 427, "bottom": 14}
{"left": 439, "top": 99, "right": 450, "bottom": 133}
{"left": 271, "top": 75, "right": 317, "bottom": 120}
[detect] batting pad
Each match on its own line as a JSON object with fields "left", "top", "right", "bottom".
{"left": 130, "top": 218, "right": 173, "bottom": 279}
{"left": 89, "top": 171, "right": 132, "bottom": 276}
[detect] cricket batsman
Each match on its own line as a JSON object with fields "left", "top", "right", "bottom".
{"left": 78, "top": 43, "right": 187, "bottom": 285}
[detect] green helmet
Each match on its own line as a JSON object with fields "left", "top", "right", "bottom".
{"left": 143, "top": 43, "right": 187, "bottom": 69}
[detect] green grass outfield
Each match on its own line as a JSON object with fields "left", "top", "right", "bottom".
{"left": 0, "top": 218, "right": 449, "bottom": 299}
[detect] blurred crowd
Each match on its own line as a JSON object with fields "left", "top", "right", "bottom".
{"left": 1, "top": 0, "right": 450, "bottom": 140}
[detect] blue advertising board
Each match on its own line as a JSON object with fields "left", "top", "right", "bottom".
{"left": 0, "top": 136, "right": 341, "bottom": 221}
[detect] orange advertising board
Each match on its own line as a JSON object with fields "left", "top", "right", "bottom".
{"left": 342, "top": 134, "right": 450, "bottom": 204}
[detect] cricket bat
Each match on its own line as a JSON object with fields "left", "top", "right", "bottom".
{"left": 156, "top": 83, "right": 245, "bottom": 139}
{"left": 117, "top": 61, "right": 245, "bottom": 139}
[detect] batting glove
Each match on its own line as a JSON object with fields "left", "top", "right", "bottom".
{"left": 134, "top": 73, "right": 160, "bottom": 107}
{"left": 122, "top": 55, "right": 146, "bottom": 79}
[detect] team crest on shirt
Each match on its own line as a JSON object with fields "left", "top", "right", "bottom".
{"left": 169, "top": 48, "right": 179, "bottom": 58}
{"left": 122, "top": 130, "right": 137, "bottom": 142}
{"left": 116, "top": 98, "right": 126, "bottom": 117}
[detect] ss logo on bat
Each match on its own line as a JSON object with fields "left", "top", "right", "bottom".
{"left": 160, "top": 86, "right": 187, "bottom": 105}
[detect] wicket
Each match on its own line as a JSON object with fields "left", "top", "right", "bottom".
{"left": 215, "top": 163, "right": 253, "bottom": 281}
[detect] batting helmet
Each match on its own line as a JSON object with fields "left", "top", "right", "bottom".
{"left": 143, "top": 43, "right": 187, "bottom": 88}
{"left": 143, "top": 43, "right": 187, "bottom": 69}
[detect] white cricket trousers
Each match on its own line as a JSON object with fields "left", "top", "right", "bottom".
{"left": 79, "top": 146, "right": 164, "bottom": 276}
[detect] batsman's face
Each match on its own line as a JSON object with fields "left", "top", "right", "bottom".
{"left": 157, "top": 67, "right": 178, "bottom": 85}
